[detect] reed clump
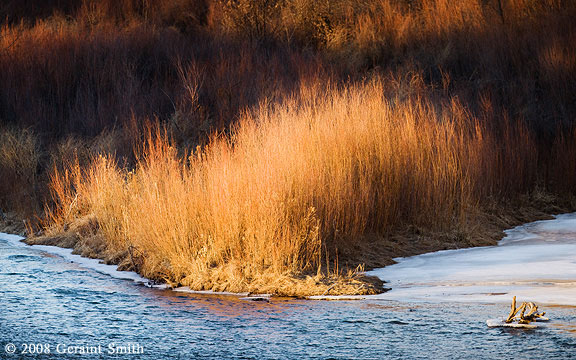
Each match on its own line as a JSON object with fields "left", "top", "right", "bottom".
{"left": 41, "top": 79, "right": 544, "bottom": 295}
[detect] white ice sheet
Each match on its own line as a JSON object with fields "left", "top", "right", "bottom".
{"left": 367, "top": 213, "right": 576, "bottom": 305}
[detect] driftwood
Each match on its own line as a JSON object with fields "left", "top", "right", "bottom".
{"left": 505, "top": 296, "right": 548, "bottom": 324}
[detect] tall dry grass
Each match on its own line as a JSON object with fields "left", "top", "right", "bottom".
{"left": 43, "top": 79, "right": 547, "bottom": 294}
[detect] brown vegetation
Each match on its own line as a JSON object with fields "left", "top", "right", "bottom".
{"left": 1, "top": 0, "right": 576, "bottom": 295}
{"left": 35, "top": 80, "right": 576, "bottom": 295}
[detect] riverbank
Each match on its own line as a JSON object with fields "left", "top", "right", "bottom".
{"left": 368, "top": 212, "right": 576, "bottom": 305}
{"left": 23, "top": 218, "right": 386, "bottom": 297}
{"left": 1, "top": 212, "right": 386, "bottom": 297}
{"left": 340, "top": 192, "right": 574, "bottom": 270}
{"left": 4, "top": 229, "right": 576, "bottom": 359}
{"left": 2, "top": 191, "right": 572, "bottom": 297}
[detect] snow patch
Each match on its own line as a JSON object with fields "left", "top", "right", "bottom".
{"left": 366, "top": 213, "right": 576, "bottom": 305}
{"left": 0, "top": 232, "right": 149, "bottom": 284}
{"left": 486, "top": 318, "right": 539, "bottom": 329}
{"left": 172, "top": 286, "right": 250, "bottom": 296}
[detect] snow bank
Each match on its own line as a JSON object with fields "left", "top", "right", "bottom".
{"left": 367, "top": 213, "right": 576, "bottom": 305}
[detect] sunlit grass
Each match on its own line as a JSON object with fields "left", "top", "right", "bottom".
{"left": 42, "top": 79, "right": 545, "bottom": 294}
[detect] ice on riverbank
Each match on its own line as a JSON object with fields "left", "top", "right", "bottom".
{"left": 0, "top": 232, "right": 151, "bottom": 284}
{"left": 4, "top": 213, "right": 576, "bottom": 304}
{"left": 367, "top": 213, "right": 576, "bottom": 305}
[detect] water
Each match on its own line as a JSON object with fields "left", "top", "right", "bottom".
{"left": 1, "top": 215, "right": 576, "bottom": 359}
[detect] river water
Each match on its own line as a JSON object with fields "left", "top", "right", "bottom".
{"left": 1, "top": 215, "right": 576, "bottom": 359}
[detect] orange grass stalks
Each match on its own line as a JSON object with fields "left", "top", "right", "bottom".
{"left": 43, "top": 79, "right": 541, "bottom": 294}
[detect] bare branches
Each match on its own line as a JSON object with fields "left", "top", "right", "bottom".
{"left": 505, "top": 296, "right": 548, "bottom": 324}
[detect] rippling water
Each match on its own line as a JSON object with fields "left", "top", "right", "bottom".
{"left": 2, "top": 215, "right": 576, "bottom": 359}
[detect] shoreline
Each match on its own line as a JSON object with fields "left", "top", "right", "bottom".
{"left": 0, "top": 231, "right": 286, "bottom": 299}
{"left": 1, "top": 193, "right": 573, "bottom": 297}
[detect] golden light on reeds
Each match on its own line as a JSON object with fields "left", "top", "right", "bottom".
{"left": 41, "top": 79, "right": 546, "bottom": 295}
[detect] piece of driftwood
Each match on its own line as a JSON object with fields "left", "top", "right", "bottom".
{"left": 488, "top": 296, "right": 549, "bottom": 328}
{"left": 505, "top": 296, "right": 548, "bottom": 324}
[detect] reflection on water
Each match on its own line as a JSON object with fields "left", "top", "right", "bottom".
{"left": 1, "top": 225, "right": 576, "bottom": 359}
{"left": 151, "top": 290, "right": 295, "bottom": 319}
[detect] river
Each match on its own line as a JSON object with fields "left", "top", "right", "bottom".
{"left": 1, "top": 214, "right": 576, "bottom": 359}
